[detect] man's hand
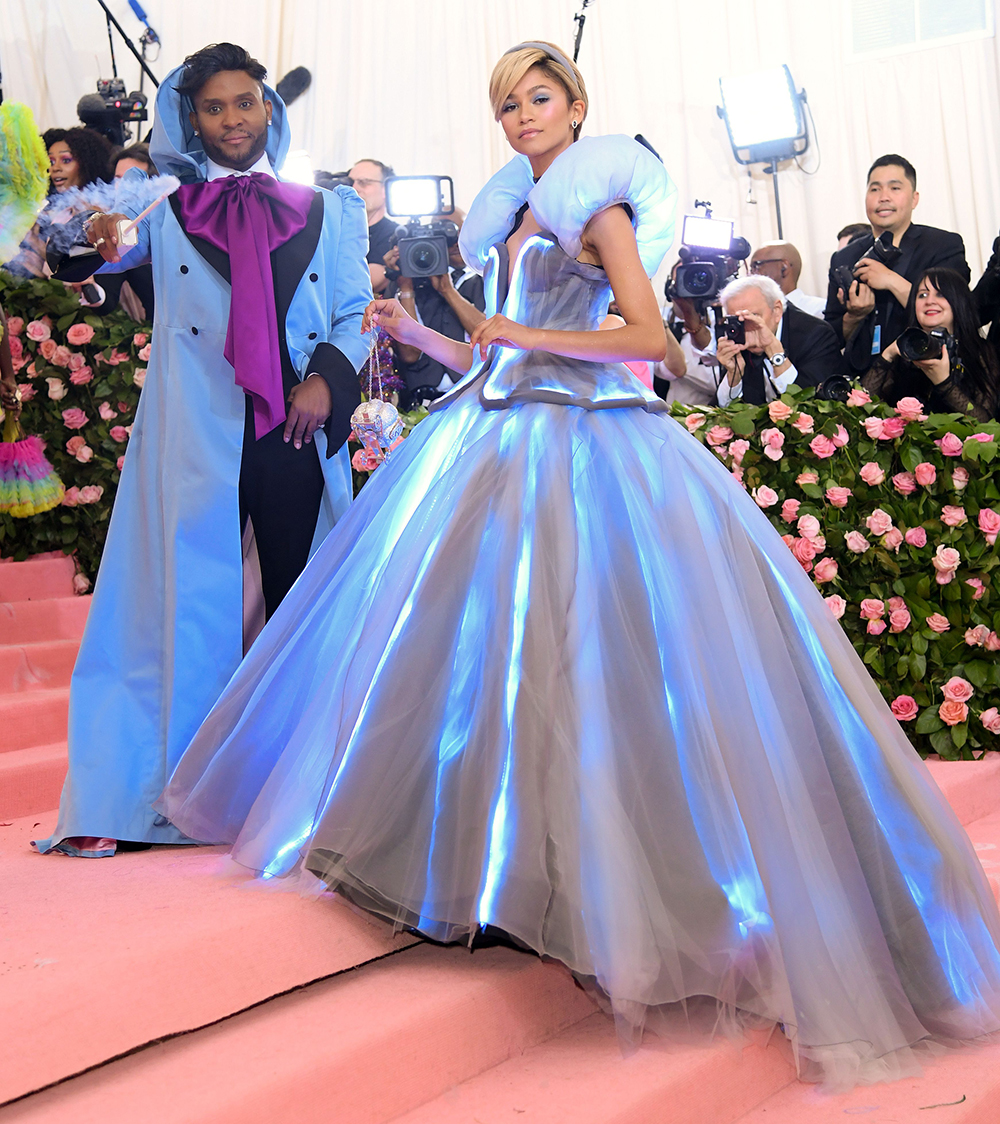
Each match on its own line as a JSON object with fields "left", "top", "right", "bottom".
{"left": 85, "top": 212, "right": 130, "bottom": 264}
{"left": 838, "top": 278, "right": 876, "bottom": 317}
{"left": 430, "top": 270, "right": 455, "bottom": 295}
{"left": 735, "top": 310, "right": 779, "bottom": 354}
{"left": 284, "top": 373, "right": 332, "bottom": 449}
{"left": 716, "top": 337, "right": 745, "bottom": 385}
{"left": 853, "top": 257, "right": 911, "bottom": 308}
{"left": 469, "top": 314, "right": 539, "bottom": 360}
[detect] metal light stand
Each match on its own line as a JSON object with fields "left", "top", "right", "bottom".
{"left": 94, "top": 0, "right": 159, "bottom": 89}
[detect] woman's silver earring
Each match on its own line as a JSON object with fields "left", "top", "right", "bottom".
{"left": 572, "top": 120, "right": 578, "bottom": 129}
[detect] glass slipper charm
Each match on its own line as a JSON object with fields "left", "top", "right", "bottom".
{"left": 350, "top": 398, "right": 404, "bottom": 457}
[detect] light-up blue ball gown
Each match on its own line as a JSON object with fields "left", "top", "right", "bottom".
{"left": 159, "top": 136, "right": 1000, "bottom": 1088}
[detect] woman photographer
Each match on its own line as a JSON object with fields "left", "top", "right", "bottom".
{"left": 863, "top": 267, "right": 999, "bottom": 421}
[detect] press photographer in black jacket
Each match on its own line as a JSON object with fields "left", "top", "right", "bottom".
{"left": 825, "top": 155, "right": 969, "bottom": 376}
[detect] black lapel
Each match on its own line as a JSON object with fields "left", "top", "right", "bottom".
{"left": 169, "top": 193, "right": 231, "bottom": 282}
{"left": 271, "top": 191, "right": 325, "bottom": 337}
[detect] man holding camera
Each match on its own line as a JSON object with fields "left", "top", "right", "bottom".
{"left": 824, "top": 155, "right": 969, "bottom": 374}
{"left": 715, "top": 275, "right": 844, "bottom": 406}
{"left": 349, "top": 158, "right": 397, "bottom": 295}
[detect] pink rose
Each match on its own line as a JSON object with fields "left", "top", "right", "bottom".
{"left": 781, "top": 534, "right": 795, "bottom": 547}
{"left": 25, "top": 320, "right": 51, "bottom": 342}
{"left": 914, "top": 462, "right": 936, "bottom": 486}
{"left": 941, "top": 505, "right": 967, "bottom": 527}
{"left": 133, "top": 332, "right": 148, "bottom": 348}
{"left": 939, "top": 700, "right": 969, "bottom": 727}
{"left": 72, "top": 573, "right": 91, "bottom": 595}
{"left": 117, "top": 402, "right": 130, "bottom": 413}
{"left": 978, "top": 508, "right": 1000, "bottom": 545}
{"left": 76, "top": 444, "right": 94, "bottom": 463}
{"left": 792, "top": 412, "right": 814, "bottom": 434}
{"left": 965, "top": 625, "right": 990, "bottom": 647}
{"left": 971, "top": 432, "right": 995, "bottom": 443}
{"left": 892, "top": 472, "right": 916, "bottom": 495}
{"left": 61, "top": 486, "right": 80, "bottom": 507}
{"left": 67, "top": 351, "right": 85, "bottom": 371}
{"left": 891, "top": 695, "right": 919, "bottom": 721}
{"left": 797, "top": 514, "right": 822, "bottom": 540}
{"left": 39, "top": 338, "right": 57, "bottom": 361}
{"left": 8, "top": 335, "right": 22, "bottom": 360}
{"left": 859, "top": 462, "right": 885, "bottom": 486}
{"left": 887, "top": 596, "right": 907, "bottom": 611}
{"left": 791, "top": 536, "right": 818, "bottom": 568}
{"left": 110, "top": 425, "right": 129, "bottom": 442}
{"left": 966, "top": 577, "right": 985, "bottom": 599}
{"left": 867, "top": 619, "right": 887, "bottom": 635}
{"left": 781, "top": 498, "right": 801, "bottom": 522}
{"left": 17, "top": 382, "right": 35, "bottom": 402}
{"left": 69, "top": 367, "right": 93, "bottom": 385}
{"left": 45, "top": 377, "right": 67, "bottom": 401}
{"left": 932, "top": 545, "right": 961, "bottom": 584}
{"left": 796, "top": 471, "right": 819, "bottom": 486}
{"left": 117, "top": 455, "right": 126, "bottom": 471}
{"left": 760, "top": 426, "right": 784, "bottom": 461}
{"left": 942, "top": 676, "right": 975, "bottom": 703}
{"left": 894, "top": 396, "right": 927, "bottom": 421}
{"left": 729, "top": 438, "right": 750, "bottom": 465}
{"left": 883, "top": 527, "right": 904, "bottom": 552}
{"left": 51, "top": 345, "right": 72, "bottom": 368}
{"left": 809, "top": 434, "right": 837, "bottom": 459}
{"left": 845, "top": 387, "right": 871, "bottom": 407}
{"left": 905, "top": 526, "right": 927, "bottom": 548}
{"left": 132, "top": 368, "right": 146, "bottom": 388}
{"left": 98, "top": 402, "right": 117, "bottom": 420}
{"left": 865, "top": 508, "right": 894, "bottom": 537}
{"left": 879, "top": 417, "right": 907, "bottom": 440}
{"left": 926, "top": 613, "right": 952, "bottom": 633}
{"left": 863, "top": 417, "right": 885, "bottom": 440}
{"left": 951, "top": 466, "right": 969, "bottom": 491}
{"left": 859, "top": 598, "right": 886, "bottom": 621}
{"left": 351, "top": 447, "right": 381, "bottom": 472}
{"left": 706, "top": 425, "right": 734, "bottom": 447}
{"left": 138, "top": 343, "right": 152, "bottom": 362}
{"left": 684, "top": 413, "right": 706, "bottom": 432}
{"left": 65, "top": 435, "right": 87, "bottom": 456}
{"left": 988, "top": 632, "right": 1000, "bottom": 652}
{"left": 936, "top": 432, "right": 964, "bottom": 457}
{"left": 6, "top": 316, "right": 24, "bottom": 336}
{"left": 845, "top": 530, "right": 870, "bottom": 553}
{"left": 768, "top": 400, "right": 792, "bottom": 421}
{"left": 813, "top": 556, "right": 839, "bottom": 583}
{"left": 78, "top": 485, "right": 104, "bottom": 505}
{"left": 981, "top": 708, "right": 1000, "bottom": 735}
{"left": 752, "top": 485, "right": 779, "bottom": 509}
{"left": 889, "top": 607, "right": 911, "bottom": 633}
{"left": 61, "top": 407, "right": 88, "bottom": 430}
{"left": 731, "top": 466, "right": 745, "bottom": 485}
{"left": 832, "top": 424, "right": 849, "bottom": 448}
{"left": 826, "top": 486, "right": 852, "bottom": 508}
{"left": 66, "top": 322, "right": 95, "bottom": 346}
{"left": 825, "top": 594, "right": 847, "bottom": 619}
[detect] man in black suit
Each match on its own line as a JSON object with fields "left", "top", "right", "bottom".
{"left": 824, "top": 155, "right": 969, "bottom": 375}
{"left": 714, "top": 274, "right": 844, "bottom": 406}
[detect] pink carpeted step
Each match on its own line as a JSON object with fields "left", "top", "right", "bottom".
{"left": 0, "top": 687, "right": 69, "bottom": 754}
{"left": 389, "top": 1013, "right": 794, "bottom": 1124}
{"left": 0, "top": 596, "right": 90, "bottom": 645}
{"left": 2, "top": 943, "right": 596, "bottom": 1124}
{"left": 925, "top": 757, "right": 1000, "bottom": 827}
{"left": 0, "top": 638, "right": 79, "bottom": 693}
{"left": 0, "top": 554, "right": 76, "bottom": 602}
{"left": 0, "top": 742, "right": 67, "bottom": 820}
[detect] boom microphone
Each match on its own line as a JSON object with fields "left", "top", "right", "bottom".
{"left": 276, "top": 67, "right": 312, "bottom": 106}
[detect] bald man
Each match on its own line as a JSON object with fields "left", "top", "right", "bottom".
{"left": 749, "top": 241, "right": 826, "bottom": 317}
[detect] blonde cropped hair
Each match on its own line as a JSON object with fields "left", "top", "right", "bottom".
{"left": 489, "top": 41, "right": 588, "bottom": 138}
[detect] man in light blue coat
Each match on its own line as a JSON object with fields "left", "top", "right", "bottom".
{"left": 37, "top": 43, "right": 372, "bottom": 856}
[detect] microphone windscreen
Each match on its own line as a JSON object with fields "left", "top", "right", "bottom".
{"left": 77, "top": 93, "right": 109, "bottom": 115}
{"left": 276, "top": 67, "right": 312, "bottom": 106}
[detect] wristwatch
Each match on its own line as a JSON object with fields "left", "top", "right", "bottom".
{"left": 768, "top": 351, "right": 787, "bottom": 367}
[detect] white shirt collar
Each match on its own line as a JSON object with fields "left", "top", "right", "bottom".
{"left": 205, "top": 152, "right": 275, "bottom": 182}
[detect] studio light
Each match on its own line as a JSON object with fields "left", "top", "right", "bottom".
{"left": 717, "top": 64, "right": 810, "bottom": 238}
{"left": 385, "top": 175, "right": 454, "bottom": 218}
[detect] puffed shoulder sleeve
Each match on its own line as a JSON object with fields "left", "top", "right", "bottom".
{"left": 458, "top": 154, "right": 536, "bottom": 274}
{"left": 528, "top": 135, "right": 678, "bottom": 277}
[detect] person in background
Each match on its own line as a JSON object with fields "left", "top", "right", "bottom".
{"left": 749, "top": 241, "right": 825, "bottom": 317}
{"left": 653, "top": 260, "right": 713, "bottom": 404}
{"left": 110, "top": 142, "right": 158, "bottom": 179}
{"left": 349, "top": 158, "right": 396, "bottom": 295}
{"left": 3, "top": 126, "right": 112, "bottom": 277}
{"left": 836, "top": 222, "right": 871, "bottom": 251}
{"left": 864, "top": 267, "right": 999, "bottom": 422}
{"left": 973, "top": 231, "right": 1000, "bottom": 373}
{"left": 602, "top": 294, "right": 683, "bottom": 392}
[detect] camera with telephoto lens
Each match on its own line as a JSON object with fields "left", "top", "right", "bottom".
{"left": 835, "top": 231, "right": 903, "bottom": 305}
{"left": 77, "top": 79, "right": 147, "bottom": 146}
{"left": 384, "top": 175, "right": 457, "bottom": 278}
{"left": 664, "top": 204, "right": 750, "bottom": 305}
{"left": 897, "top": 326, "right": 955, "bottom": 363}
{"left": 722, "top": 315, "right": 745, "bottom": 345}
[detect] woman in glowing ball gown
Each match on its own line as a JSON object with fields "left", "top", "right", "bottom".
{"left": 160, "top": 42, "right": 1000, "bottom": 1088}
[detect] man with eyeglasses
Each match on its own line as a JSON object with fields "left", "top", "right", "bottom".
{"left": 749, "top": 241, "right": 825, "bottom": 317}
{"left": 348, "top": 158, "right": 397, "bottom": 294}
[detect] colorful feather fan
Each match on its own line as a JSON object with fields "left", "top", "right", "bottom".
{"left": 0, "top": 103, "right": 49, "bottom": 266}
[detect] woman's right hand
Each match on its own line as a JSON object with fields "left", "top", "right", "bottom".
{"left": 362, "top": 299, "right": 419, "bottom": 345}
{"left": 881, "top": 339, "right": 900, "bottom": 363}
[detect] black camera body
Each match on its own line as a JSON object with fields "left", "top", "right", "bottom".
{"left": 835, "top": 231, "right": 903, "bottom": 304}
{"left": 394, "top": 219, "right": 459, "bottom": 278}
{"left": 668, "top": 236, "right": 752, "bottom": 304}
{"left": 722, "top": 315, "right": 746, "bottom": 345}
{"left": 897, "top": 326, "right": 955, "bottom": 363}
{"left": 78, "top": 80, "right": 147, "bottom": 146}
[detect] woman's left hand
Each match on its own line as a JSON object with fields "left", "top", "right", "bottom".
{"left": 469, "top": 315, "right": 539, "bottom": 361}
{"left": 915, "top": 345, "right": 951, "bottom": 385}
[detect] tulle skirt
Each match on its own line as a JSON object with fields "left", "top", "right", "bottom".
{"left": 159, "top": 385, "right": 1000, "bottom": 1088}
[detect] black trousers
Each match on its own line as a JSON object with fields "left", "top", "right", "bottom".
{"left": 238, "top": 396, "right": 325, "bottom": 620}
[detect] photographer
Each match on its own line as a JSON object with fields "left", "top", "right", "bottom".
{"left": 349, "top": 159, "right": 397, "bottom": 295}
{"left": 383, "top": 206, "right": 486, "bottom": 406}
{"left": 656, "top": 260, "right": 717, "bottom": 405}
{"left": 973, "top": 232, "right": 1000, "bottom": 361}
{"left": 824, "top": 155, "right": 969, "bottom": 375}
{"left": 864, "top": 268, "right": 999, "bottom": 422}
{"left": 715, "top": 275, "right": 844, "bottom": 406}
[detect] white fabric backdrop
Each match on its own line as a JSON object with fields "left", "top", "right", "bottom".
{"left": 3, "top": 0, "right": 999, "bottom": 294}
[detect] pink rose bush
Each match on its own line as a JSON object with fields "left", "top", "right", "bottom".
{"left": 673, "top": 384, "right": 1000, "bottom": 757}
{"left": 66, "top": 323, "right": 95, "bottom": 346}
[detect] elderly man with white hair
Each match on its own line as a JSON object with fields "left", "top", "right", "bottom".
{"left": 715, "top": 274, "right": 845, "bottom": 406}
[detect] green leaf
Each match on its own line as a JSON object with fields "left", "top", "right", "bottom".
{"left": 952, "top": 723, "right": 969, "bottom": 749}
{"left": 800, "top": 483, "right": 824, "bottom": 499}
{"left": 892, "top": 578, "right": 907, "bottom": 596}
{"left": 964, "top": 660, "right": 989, "bottom": 689}
{"left": 911, "top": 631, "right": 928, "bottom": 655}
{"left": 930, "top": 728, "right": 958, "bottom": 758}
{"left": 729, "top": 412, "right": 755, "bottom": 437}
{"left": 900, "top": 445, "right": 922, "bottom": 472}
{"left": 910, "top": 652, "right": 927, "bottom": 680}
{"left": 915, "top": 704, "right": 943, "bottom": 733}
{"left": 56, "top": 312, "right": 77, "bottom": 332}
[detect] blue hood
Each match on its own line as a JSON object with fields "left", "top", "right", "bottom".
{"left": 149, "top": 63, "right": 291, "bottom": 184}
